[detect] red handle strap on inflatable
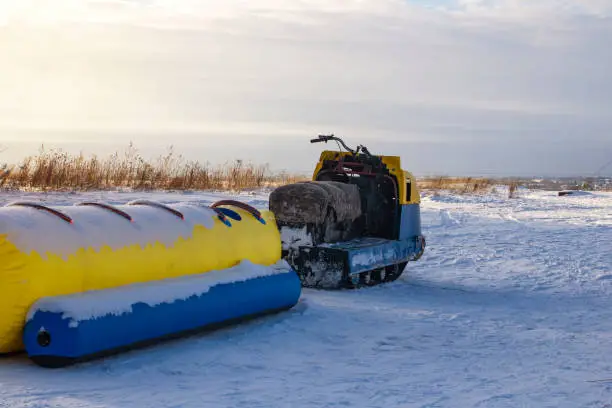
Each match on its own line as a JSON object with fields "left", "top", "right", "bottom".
{"left": 127, "top": 200, "right": 184, "bottom": 220}
{"left": 76, "top": 202, "right": 133, "bottom": 222}
{"left": 210, "top": 200, "right": 263, "bottom": 222}
{"left": 6, "top": 202, "right": 74, "bottom": 224}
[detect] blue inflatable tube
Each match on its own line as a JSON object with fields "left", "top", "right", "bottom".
{"left": 23, "top": 261, "right": 302, "bottom": 368}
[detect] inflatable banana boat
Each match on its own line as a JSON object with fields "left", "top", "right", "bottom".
{"left": 0, "top": 199, "right": 301, "bottom": 364}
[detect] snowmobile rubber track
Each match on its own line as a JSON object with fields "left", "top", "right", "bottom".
{"left": 287, "top": 245, "right": 409, "bottom": 290}
{"left": 341, "top": 261, "right": 408, "bottom": 289}
{"left": 284, "top": 235, "right": 419, "bottom": 290}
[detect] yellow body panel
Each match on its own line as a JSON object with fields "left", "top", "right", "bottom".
{"left": 0, "top": 205, "right": 280, "bottom": 353}
{"left": 312, "top": 150, "right": 420, "bottom": 205}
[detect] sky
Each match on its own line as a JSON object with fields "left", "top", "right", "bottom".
{"left": 0, "top": 0, "right": 611, "bottom": 177}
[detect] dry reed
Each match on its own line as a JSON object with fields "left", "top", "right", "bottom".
{"left": 418, "top": 176, "right": 493, "bottom": 194}
{"left": 418, "top": 176, "right": 521, "bottom": 198}
{"left": 0, "top": 144, "right": 308, "bottom": 192}
{"left": 0, "top": 146, "right": 526, "bottom": 197}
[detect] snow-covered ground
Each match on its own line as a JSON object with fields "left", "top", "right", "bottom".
{"left": 1, "top": 187, "right": 611, "bottom": 408}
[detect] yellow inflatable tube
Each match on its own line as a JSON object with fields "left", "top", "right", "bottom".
{"left": 0, "top": 200, "right": 280, "bottom": 353}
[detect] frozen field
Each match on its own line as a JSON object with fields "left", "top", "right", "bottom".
{"left": 0, "top": 188, "right": 611, "bottom": 408}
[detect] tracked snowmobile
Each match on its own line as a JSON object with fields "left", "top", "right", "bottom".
{"left": 269, "top": 135, "right": 426, "bottom": 289}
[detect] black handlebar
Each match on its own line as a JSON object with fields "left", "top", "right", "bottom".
{"left": 311, "top": 134, "right": 358, "bottom": 154}
{"left": 311, "top": 133, "right": 378, "bottom": 161}
{"left": 310, "top": 135, "right": 335, "bottom": 144}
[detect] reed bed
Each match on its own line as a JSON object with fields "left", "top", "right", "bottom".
{"left": 418, "top": 176, "right": 493, "bottom": 194}
{"left": 0, "top": 144, "right": 308, "bottom": 192}
{"left": 418, "top": 176, "right": 521, "bottom": 198}
{"left": 0, "top": 146, "right": 525, "bottom": 197}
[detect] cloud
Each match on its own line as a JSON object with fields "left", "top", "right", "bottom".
{"left": 0, "top": 0, "right": 611, "bottom": 175}
{"left": 456, "top": 0, "right": 612, "bottom": 16}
